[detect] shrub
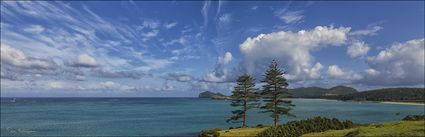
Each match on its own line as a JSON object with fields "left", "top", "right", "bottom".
{"left": 256, "top": 117, "right": 355, "bottom": 137}
{"left": 256, "top": 124, "right": 264, "bottom": 128}
{"left": 198, "top": 128, "right": 221, "bottom": 137}
{"left": 344, "top": 129, "right": 360, "bottom": 137}
{"left": 402, "top": 115, "right": 425, "bottom": 121}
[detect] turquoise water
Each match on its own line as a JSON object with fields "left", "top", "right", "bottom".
{"left": 1, "top": 98, "right": 424, "bottom": 136}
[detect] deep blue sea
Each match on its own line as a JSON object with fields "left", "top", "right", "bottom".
{"left": 1, "top": 98, "right": 424, "bottom": 136}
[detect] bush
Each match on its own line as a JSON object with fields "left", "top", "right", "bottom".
{"left": 256, "top": 124, "right": 264, "bottom": 128}
{"left": 198, "top": 128, "right": 221, "bottom": 137}
{"left": 402, "top": 115, "right": 425, "bottom": 121}
{"left": 256, "top": 117, "right": 355, "bottom": 137}
{"left": 344, "top": 129, "right": 360, "bottom": 137}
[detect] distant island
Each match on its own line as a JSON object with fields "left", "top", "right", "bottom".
{"left": 199, "top": 86, "right": 425, "bottom": 103}
{"left": 198, "top": 91, "right": 231, "bottom": 100}
{"left": 290, "top": 86, "right": 424, "bottom": 103}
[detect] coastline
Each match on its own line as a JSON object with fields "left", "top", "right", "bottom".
{"left": 380, "top": 101, "right": 425, "bottom": 106}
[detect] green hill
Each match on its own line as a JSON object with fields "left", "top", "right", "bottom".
{"left": 289, "top": 85, "right": 358, "bottom": 98}
{"left": 289, "top": 87, "right": 328, "bottom": 98}
{"left": 341, "top": 88, "right": 425, "bottom": 102}
{"left": 325, "top": 86, "right": 358, "bottom": 96}
{"left": 198, "top": 91, "right": 230, "bottom": 99}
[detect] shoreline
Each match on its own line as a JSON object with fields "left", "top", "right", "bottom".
{"left": 380, "top": 101, "right": 425, "bottom": 106}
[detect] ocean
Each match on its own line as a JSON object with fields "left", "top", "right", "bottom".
{"left": 1, "top": 98, "right": 424, "bottom": 136}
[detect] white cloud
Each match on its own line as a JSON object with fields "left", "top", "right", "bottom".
{"left": 201, "top": 1, "right": 211, "bottom": 28}
{"left": 218, "top": 14, "right": 232, "bottom": 24}
{"left": 48, "top": 81, "right": 63, "bottom": 89}
{"left": 141, "top": 20, "right": 160, "bottom": 29}
{"left": 327, "top": 65, "right": 363, "bottom": 81}
{"left": 362, "top": 38, "right": 424, "bottom": 85}
{"left": 251, "top": 6, "right": 258, "bottom": 10}
{"left": 203, "top": 52, "right": 234, "bottom": 82}
{"left": 99, "top": 81, "right": 135, "bottom": 91}
{"left": 164, "top": 22, "right": 177, "bottom": 29}
{"left": 275, "top": 10, "right": 304, "bottom": 24}
{"left": 347, "top": 41, "right": 370, "bottom": 58}
{"left": 23, "top": 25, "right": 45, "bottom": 33}
{"left": 239, "top": 26, "right": 350, "bottom": 81}
{"left": 365, "top": 68, "right": 380, "bottom": 76}
{"left": 68, "top": 54, "right": 97, "bottom": 68}
{"left": 350, "top": 25, "right": 383, "bottom": 36}
{"left": 1, "top": 43, "right": 55, "bottom": 69}
{"left": 218, "top": 52, "right": 233, "bottom": 66}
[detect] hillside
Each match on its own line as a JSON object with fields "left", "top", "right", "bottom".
{"left": 198, "top": 91, "right": 230, "bottom": 99}
{"left": 289, "top": 85, "right": 358, "bottom": 98}
{"left": 289, "top": 87, "right": 328, "bottom": 98}
{"left": 341, "top": 88, "right": 425, "bottom": 102}
{"left": 302, "top": 120, "right": 425, "bottom": 137}
{"left": 325, "top": 86, "right": 357, "bottom": 96}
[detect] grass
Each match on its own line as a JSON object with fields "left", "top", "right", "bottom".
{"left": 302, "top": 120, "right": 425, "bottom": 137}
{"left": 218, "top": 127, "right": 268, "bottom": 137}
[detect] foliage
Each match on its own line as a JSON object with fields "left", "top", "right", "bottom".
{"left": 340, "top": 88, "right": 425, "bottom": 102}
{"left": 402, "top": 115, "right": 425, "bottom": 121}
{"left": 260, "top": 60, "right": 295, "bottom": 126}
{"left": 302, "top": 120, "right": 425, "bottom": 137}
{"left": 227, "top": 74, "right": 259, "bottom": 127}
{"left": 256, "top": 117, "right": 355, "bottom": 137}
{"left": 218, "top": 127, "right": 268, "bottom": 137}
{"left": 198, "top": 128, "right": 221, "bottom": 137}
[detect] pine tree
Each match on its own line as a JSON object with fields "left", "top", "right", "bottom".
{"left": 227, "top": 74, "right": 258, "bottom": 128}
{"left": 260, "top": 60, "right": 295, "bottom": 126}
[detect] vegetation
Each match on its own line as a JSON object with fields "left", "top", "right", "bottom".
{"left": 325, "top": 86, "right": 357, "bottom": 96}
{"left": 302, "top": 120, "right": 425, "bottom": 137}
{"left": 288, "top": 86, "right": 358, "bottom": 98}
{"left": 260, "top": 60, "right": 295, "bottom": 126}
{"left": 227, "top": 74, "right": 258, "bottom": 127}
{"left": 198, "top": 91, "right": 230, "bottom": 99}
{"left": 340, "top": 88, "right": 425, "bottom": 102}
{"left": 402, "top": 115, "right": 425, "bottom": 121}
{"left": 198, "top": 128, "right": 221, "bottom": 137}
{"left": 288, "top": 87, "right": 328, "bottom": 98}
{"left": 257, "top": 117, "right": 354, "bottom": 137}
{"left": 218, "top": 127, "right": 268, "bottom": 137}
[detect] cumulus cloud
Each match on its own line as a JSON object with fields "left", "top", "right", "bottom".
{"left": 67, "top": 54, "right": 98, "bottom": 68}
{"left": 347, "top": 41, "right": 370, "bottom": 58}
{"left": 327, "top": 65, "right": 362, "bottom": 80}
{"left": 239, "top": 26, "right": 350, "bottom": 81}
{"left": 361, "top": 38, "right": 424, "bottom": 85}
{"left": 203, "top": 52, "right": 233, "bottom": 82}
{"left": 218, "top": 52, "right": 233, "bottom": 67}
{"left": 1, "top": 43, "right": 55, "bottom": 70}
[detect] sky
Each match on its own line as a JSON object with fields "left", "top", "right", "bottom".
{"left": 1, "top": 1, "right": 424, "bottom": 97}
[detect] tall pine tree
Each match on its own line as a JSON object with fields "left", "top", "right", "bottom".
{"left": 260, "top": 60, "right": 295, "bottom": 126}
{"left": 227, "top": 74, "right": 258, "bottom": 128}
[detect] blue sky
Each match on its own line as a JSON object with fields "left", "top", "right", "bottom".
{"left": 1, "top": 1, "right": 424, "bottom": 97}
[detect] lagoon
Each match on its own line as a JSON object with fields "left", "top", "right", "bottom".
{"left": 1, "top": 98, "right": 424, "bottom": 136}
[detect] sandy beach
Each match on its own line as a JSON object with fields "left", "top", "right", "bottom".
{"left": 380, "top": 101, "right": 425, "bottom": 106}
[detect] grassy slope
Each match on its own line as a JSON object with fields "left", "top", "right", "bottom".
{"left": 218, "top": 127, "right": 268, "bottom": 137}
{"left": 302, "top": 120, "right": 425, "bottom": 137}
